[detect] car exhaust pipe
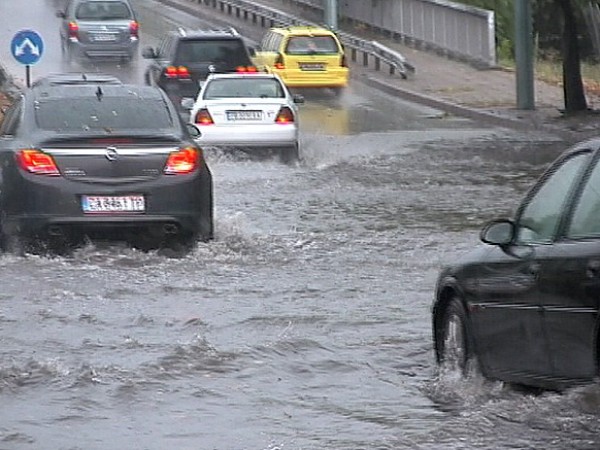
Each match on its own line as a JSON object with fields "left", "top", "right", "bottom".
{"left": 163, "top": 224, "right": 178, "bottom": 235}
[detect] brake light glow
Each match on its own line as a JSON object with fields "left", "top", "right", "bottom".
{"left": 194, "top": 108, "right": 214, "bottom": 125}
{"left": 68, "top": 21, "right": 79, "bottom": 40}
{"left": 274, "top": 54, "right": 285, "bottom": 70}
{"left": 275, "top": 106, "right": 294, "bottom": 124}
{"left": 165, "top": 66, "right": 190, "bottom": 79}
{"left": 129, "top": 20, "right": 139, "bottom": 38}
{"left": 235, "top": 66, "right": 258, "bottom": 73}
{"left": 17, "top": 150, "right": 60, "bottom": 176}
{"left": 164, "top": 147, "right": 200, "bottom": 174}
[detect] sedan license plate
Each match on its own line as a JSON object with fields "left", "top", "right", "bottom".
{"left": 226, "top": 110, "right": 263, "bottom": 121}
{"left": 299, "top": 63, "right": 325, "bottom": 71}
{"left": 82, "top": 195, "right": 145, "bottom": 213}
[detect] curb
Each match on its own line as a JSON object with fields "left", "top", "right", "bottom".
{"left": 357, "top": 74, "right": 532, "bottom": 131}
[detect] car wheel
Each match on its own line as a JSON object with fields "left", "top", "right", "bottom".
{"left": 438, "top": 296, "right": 473, "bottom": 375}
{"left": 144, "top": 71, "right": 152, "bottom": 86}
{"left": 331, "top": 87, "right": 344, "bottom": 97}
{"left": 279, "top": 144, "right": 299, "bottom": 164}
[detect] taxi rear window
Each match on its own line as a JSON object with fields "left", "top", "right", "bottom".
{"left": 35, "top": 98, "right": 173, "bottom": 131}
{"left": 284, "top": 36, "right": 340, "bottom": 55}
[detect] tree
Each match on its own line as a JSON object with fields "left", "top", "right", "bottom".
{"left": 555, "top": 0, "right": 588, "bottom": 112}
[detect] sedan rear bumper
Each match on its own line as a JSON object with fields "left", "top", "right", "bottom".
{"left": 197, "top": 124, "right": 298, "bottom": 147}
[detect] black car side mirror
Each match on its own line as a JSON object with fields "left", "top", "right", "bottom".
{"left": 480, "top": 219, "right": 515, "bottom": 246}
{"left": 186, "top": 123, "right": 202, "bottom": 140}
{"left": 141, "top": 47, "right": 157, "bottom": 59}
{"left": 56, "top": 11, "right": 66, "bottom": 18}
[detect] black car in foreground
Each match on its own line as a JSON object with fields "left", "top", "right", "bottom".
{"left": 0, "top": 73, "right": 213, "bottom": 254}
{"left": 433, "top": 138, "right": 600, "bottom": 390}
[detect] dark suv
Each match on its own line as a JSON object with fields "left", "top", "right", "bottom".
{"left": 0, "top": 74, "right": 213, "bottom": 254}
{"left": 142, "top": 28, "right": 257, "bottom": 109}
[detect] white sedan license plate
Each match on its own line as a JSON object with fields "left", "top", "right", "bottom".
{"left": 82, "top": 195, "right": 145, "bottom": 213}
{"left": 226, "top": 110, "right": 262, "bottom": 121}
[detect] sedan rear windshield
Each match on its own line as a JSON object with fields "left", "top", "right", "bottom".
{"left": 35, "top": 98, "right": 173, "bottom": 131}
{"left": 204, "top": 78, "right": 285, "bottom": 99}
{"left": 285, "top": 35, "right": 340, "bottom": 55}
{"left": 75, "top": 1, "right": 132, "bottom": 20}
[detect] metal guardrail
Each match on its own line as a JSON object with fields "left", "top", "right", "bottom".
{"left": 273, "top": 0, "right": 496, "bottom": 68}
{"left": 187, "top": 0, "right": 416, "bottom": 77}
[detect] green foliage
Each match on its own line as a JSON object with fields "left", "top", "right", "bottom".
{"left": 457, "top": 0, "right": 596, "bottom": 60}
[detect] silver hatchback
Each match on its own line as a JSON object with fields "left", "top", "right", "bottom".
{"left": 57, "top": 0, "right": 139, "bottom": 62}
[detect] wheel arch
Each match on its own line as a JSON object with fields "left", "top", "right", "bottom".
{"left": 432, "top": 281, "right": 468, "bottom": 363}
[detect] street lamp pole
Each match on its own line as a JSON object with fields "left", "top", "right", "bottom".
{"left": 324, "top": 0, "right": 338, "bottom": 30}
{"left": 515, "top": 0, "right": 535, "bottom": 110}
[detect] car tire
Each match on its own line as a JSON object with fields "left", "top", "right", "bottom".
{"left": 437, "top": 296, "right": 474, "bottom": 375}
{"left": 279, "top": 144, "right": 299, "bottom": 164}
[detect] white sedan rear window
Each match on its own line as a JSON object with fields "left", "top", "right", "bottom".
{"left": 204, "top": 78, "right": 285, "bottom": 99}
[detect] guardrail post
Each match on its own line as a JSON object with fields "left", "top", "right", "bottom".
{"left": 375, "top": 57, "right": 380, "bottom": 71}
{"left": 363, "top": 52, "right": 369, "bottom": 67}
{"left": 351, "top": 48, "right": 357, "bottom": 62}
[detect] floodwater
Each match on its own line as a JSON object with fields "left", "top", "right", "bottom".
{"left": 1, "top": 1, "right": 600, "bottom": 449}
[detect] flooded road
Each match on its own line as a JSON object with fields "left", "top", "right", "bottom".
{"left": 1, "top": 1, "right": 600, "bottom": 449}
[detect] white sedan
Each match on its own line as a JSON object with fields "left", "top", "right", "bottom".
{"left": 187, "top": 72, "right": 304, "bottom": 162}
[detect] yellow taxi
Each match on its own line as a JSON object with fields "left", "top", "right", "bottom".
{"left": 253, "top": 26, "right": 349, "bottom": 95}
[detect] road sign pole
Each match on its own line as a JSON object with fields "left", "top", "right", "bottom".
{"left": 26, "top": 65, "right": 31, "bottom": 88}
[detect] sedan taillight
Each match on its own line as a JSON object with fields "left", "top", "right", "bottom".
{"left": 194, "top": 108, "right": 214, "bottom": 125}
{"left": 275, "top": 106, "right": 294, "bottom": 124}
{"left": 164, "top": 147, "right": 200, "bottom": 175}
{"left": 17, "top": 150, "right": 60, "bottom": 176}
{"left": 68, "top": 21, "right": 79, "bottom": 40}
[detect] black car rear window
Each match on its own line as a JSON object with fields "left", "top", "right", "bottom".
{"left": 75, "top": 1, "right": 132, "bottom": 20}
{"left": 175, "top": 39, "right": 249, "bottom": 65}
{"left": 35, "top": 97, "right": 173, "bottom": 131}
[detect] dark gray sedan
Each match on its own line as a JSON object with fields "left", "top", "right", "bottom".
{"left": 0, "top": 74, "right": 213, "bottom": 254}
{"left": 433, "top": 138, "right": 600, "bottom": 390}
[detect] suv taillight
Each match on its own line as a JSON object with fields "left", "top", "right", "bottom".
{"left": 17, "top": 150, "right": 60, "bottom": 176}
{"left": 274, "top": 54, "right": 285, "bottom": 70}
{"left": 129, "top": 20, "right": 139, "bottom": 39}
{"left": 235, "top": 66, "right": 258, "bottom": 73}
{"left": 68, "top": 21, "right": 79, "bottom": 40}
{"left": 164, "top": 147, "right": 200, "bottom": 175}
{"left": 165, "top": 66, "right": 190, "bottom": 79}
{"left": 275, "top": 106, "right": 294, "bottom": 124}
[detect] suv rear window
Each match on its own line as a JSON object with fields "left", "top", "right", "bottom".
{"left": 285, "top": 36, "right": 340, "bottom": 55}
{"left": 75, "top": 1, "right": 132, "bottom": 20}
{"left": 175, "top": 39, "right": 250, "bottom": 65}
{"left": 35, "top": 98, "right": 173, "bottom": 131}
